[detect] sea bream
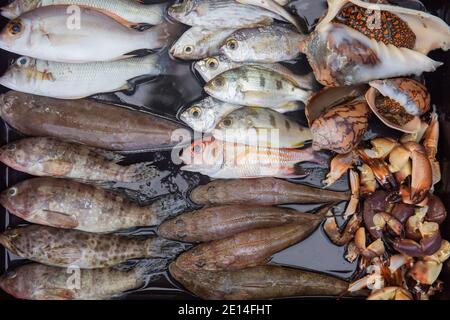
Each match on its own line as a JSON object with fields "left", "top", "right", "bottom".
{"left": 180, "top": 137, "right": 327, "bottom": 179}
{"left": 170, "top": 27, "right": 236, "bottom": 60}
{"left": 0, "top": 0, "right": 168, "bottom": 26}
{"left": 0, "top": 6, "right": 180, "bottom": 63}
{"left": 0, "top": 224, "right": 188, "bottom": 268}
{"left": 213, "top": 107, "right": 312, "bottom": 148}
{"left": 0, "top": 137, "right": 158, "bottom": 183}
{"left": 0, "top": 55, "right": 167, "bottom": 99}
{"left": 0, "top": 177, "right": 187, "bottom": 233}
{"left": 204, "top": 65, "right": 312, "bottom": 109}
{"left": 0, "top": 262, "right": 165, "bottom": 300}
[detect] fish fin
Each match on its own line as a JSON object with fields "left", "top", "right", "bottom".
{"left": 88, "top": 148, "right": 125, "bottom": 163}
{"left": 150, "top": 193, "right": 190, "bottom": 224}
{"left": 84, "top": 7, "right": 136, "bottom": 28}
{"left": 35, "top": 210, "right": 79, "bottom": 229}
{"left": 35, "top": 288, "right": 75, "bottom": 300}
{"left": 121, "top": 162, "right": 159, "bottom": 183}
{"left": 41, "top": 160, "right": 73, "bottom": 177}
{"left": 147, "top": 237, "right": 192, "bottom": 259}
{"left": 274, "top": 163, "right": 308, "bottom": 179}
{"left": 133, "top": 258, "right": 172, "bottom": 275}
{"left": 236, "top": 0, "right": 302, "bottom": 31}
{"left": 272, "top": 101, "right": 303, "bottom": 113}
{"left": 146, "top": 22, "right": 185, "bottom": 50}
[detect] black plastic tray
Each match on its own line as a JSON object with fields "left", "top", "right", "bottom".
{"left": 0, "top": 0, "right": 450, "bottom": 300}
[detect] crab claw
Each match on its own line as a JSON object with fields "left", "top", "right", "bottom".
{"left": 363, "top": 190, "right": 393, "bottom": 239}
{"left": 390, "top": 202, "right": 415, "bottom": 224}
{"left": 324, "top": 211, "right": 362, "bottom": 246}
{"left": 358, "top": 164, "right": 376, "bottom": 195}
{"left": 345, "top": 241, "right": 360, "bottom": 263}
{"left": 355, "top": 227, "right": 385, "bottom": 259}
{"left": 422, "top": 113, "right": 441, "bottom": 186}
{"left": 425, "top": 194, "right": 447, "bottom": 225}
{"left": 358, "top": 149, "right": 397, "bottom": 190}
{"left": 323, "top": 152, "right": 357, "bottom": 187}
{"left": 373, "top": 212, "right": 403, "bottom": 236}
{"left": 402, "top": 142, "right": 432, "bottom": 204}
{"left": 364, "top": 138, "right": 398, "bottom": 159}
{"left": 409, "top": 240, "right": 450, "bottom": 285}
{"left": 343, "top": 169, "right": 360, "bottom": 219}
{"left": 367, "top": 287, "right": 413, "bottom": 300}
{"left": 388, "top": 145, "right": 411, "bottom": 173}
{"left": 393, "top": 227, "right": 442, "bottom": 258}
{"left": 400, "top": 121, "right": 429, "bottom": 144}
{"left": 395, "top": 160, "right": 412, "bottom": 184}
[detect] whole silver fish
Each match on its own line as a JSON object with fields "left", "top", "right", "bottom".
{"left": 0, "top": 177, "right": 186, "bottom": 233}
{"left": 168, "top": 0, "right": 286, "bottom": 29}
{"left": 180, "top": 96, "right": 242, "bottom": 133}
{"left": 0, "top": 0, "right": 167, "bottom": 26}
{"left": 204, "top": 65, "right": 312, "bottom": 108}
{"left": 194, "top": 55, "right": 316, "bottom": 90}
{"left": 170, "top": 27, "right": 236, "bottom": 60}
{"left": 0, "top": 55, "right": 165, "bottom": 99}
{"left": 0, "top": 137, "right": 157, "bottom": 183}
{"left": 221, "top": 24, "right": 305, "bottom": 63}
{"left": 213, "top": 107, "right": 312, "bottom": 147}
{"left": 0, "top": 261, "right": 166, "bottom": 300}
{"left": 0, "top": 6, "right": 180, "bottom": 63}
{"left": 0, "top": 225, "right": 188, "bottom": 268}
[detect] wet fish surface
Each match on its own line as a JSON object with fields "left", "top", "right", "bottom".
{"left": 0, "top": 137, "right": 157, "bottom": 183}
{"left": 221, "top": 24, "right": 305, "bottom": 63}
{"left": 213, "top": 107, "right": 312, "bottom": 148}
{"left": 0, "top": 177, "right": 185, "bottom": 233}
{"left": 173, "top": 205, "right": 328, "bottom": 271}
{"left": 0, "top": 0, "right": 168, "bottom": 25}
{"left": 168, "top": 0, "right": 286, "bottom": 29}
{"left": 158, "top": 205, "right": 323, "bottom": 243}
{"left": 170, "top": 264, "right": 351, "bottom": 300}
{"left": 204, "top": 65, "right": 312, "bottom": 109}
{"left": 0, "top": 224, "right": 188, "bottom": 268}
{"left": 0, "top": 91, "right": 185, "bottom": 151}
{"left": 170, "top": 27, "right": 236, "bottom": 60}
{"left": 0, "top": 261, "right": 165, "bottom": 300}
{"left": 0, "top": 6, "right": 179, "bottom": 62}
{"left": 190, "top": 178, "right": 350, "bottom": 206}
{"left": 0, "top": 54, "right": 167, "bottom": 99}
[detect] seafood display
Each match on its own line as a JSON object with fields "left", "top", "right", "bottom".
{"left": 0, "top": 177, "right": 186, "bottom": 232}
{"left": 0, "top": 0, "right": 449, "bottom": 302}
{"left": 0, "top": 137, "right": 158, "bottom": 183}
{"left": 0, "top": 224, "right": 187, "bottom": 268}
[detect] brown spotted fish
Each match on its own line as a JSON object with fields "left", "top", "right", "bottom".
{"left": 0, "top": 137, "right": 157, "bottom": 184}
{"left": 0, "top": 225, "right": 188, "bottom": 269}
{"left": 0, "top": 177, "right": 186, "bottom": 233}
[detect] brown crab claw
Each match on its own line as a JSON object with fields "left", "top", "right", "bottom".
{"left": 323, "top": 211, "right": 362, "bottom": 246}
{"left": 373, "top": 212, "right": 403, "bottom": 236}
{"left": 363, "top": 190, "right": 393, "bottom": 239}
{"left": 367, "top": 287, "right": 413, "bottom": 300}
{"left": 358, "top": 149, "right": 397, "bottom": 190}
{"left": 364, "top": 137, "right": 398, "bottom": 159}
{"left": 390, "top": 203, "right": 415, "bottom": 224}
{"left": 425, "top": 195, "right": 447, "bottom": 224}
{"left": 354, "top": 227, "right": 385, "bottom": 259}
{"left": 323, "top": 151, "right": 357, "bottom": 187}
{"left": 388, "top": 145, "right": 411, "bottom": 173}
{"left": 358, "top": 164, "right": 376, "bottom": 195}
{"left": 403, "top": 142, "right": 432, "bottom": 204}
{"left": 409, "top": 240, "right": 450, "bottom": 285}
{"left": 393, "top": 228, "right": 442, "bottom": 258}
{"left": 394, "top": 160, "right": 412, "bottom": 184}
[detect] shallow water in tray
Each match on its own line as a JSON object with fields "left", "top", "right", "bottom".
{"left": 0, "top": 0, "right": 450, "bottom": 300}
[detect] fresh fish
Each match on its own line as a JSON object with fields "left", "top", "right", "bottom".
{"left": 220, "top": 24, "right": 305, "bottom": 63}
{"left": 179, "top": 96, "right": 242, "bottom": 133}
{"left": 170, "top": 264, "right": 351, "bottom": 300}
{"left": 0, "top": 261, "right": 166, "bottom": 300}
{"left": 213, "top": 107, "right": 312, "bottom": 147}
{"left": 158, "top": 205, "right": 324, "bottom": 242}
{"left": 204, "top": 65, "right": 312, "bottom": 110}
{"left": 190, "top": 178, "right": 350, "bottom": 206}
{"left": 0, "top": 225, "right": 188, "bottom": 268}
{"left": 0, "top": 54, "right": 167, "bottom": 99}
{"left": 0, "top": 137, "right": 158, "bottom": 183}
{"left": 194, "top": 55, "right": 317, "bottom": 89}
{"left": 0, "top": 91, "right": 185, "bottom": 151}
{"left": 0, "top": 177, "right": 187, "bottom": 233}
{"left": 0, "top": 0, "right": 168, "bottom": 26}
{"left": 170, "top": 27, "right": 236, "bottom": 60}
{"left": 180, "top": 138, "right": 327, "bottom": 179}
{"left": 173, "top": 205, "right": 329, "bottom": 271}
{"left": 168, "top": 0, "right": 286, "bottom": 29}
{"left": 0, "top": 6, "right": 180, "bottom": 63}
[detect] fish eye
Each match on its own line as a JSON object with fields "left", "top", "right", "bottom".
{"left": 221, "top": 118, "right": 233, "bottom": 127}
{"left": 7, "top": 19, "right": 23, "bottom": 35}
{"left": 212, "top": 77, "right": 224, "bottom": 87}
{"left": 190, "top": 106, "right": 202, "bottom": 119}
{"left": 16, "top": 57, "right": 29, "bottom": 67}
{"left": 7, "top": 187, "right": 18, "bottom": 197}
{"left": 226, "top": 39, "right": 238, "bottom": 51}
{"left": 206, "top": 58, "right": 218, "bottom": 70}
{"left": 184, "top": 45, "right": 193, "bottom": 54}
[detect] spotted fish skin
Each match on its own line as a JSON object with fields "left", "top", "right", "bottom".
{"left": 0, "top": 225, "right": 188, "bottom": 269}
{"left": 0, "top": 177, "right": 183, "bottom": 233}
{"left": 0, "top": 137, "right": 157, "bottom": 184}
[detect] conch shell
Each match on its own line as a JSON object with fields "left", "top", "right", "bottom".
{"left": 317, "top": 0, "right": 450, "bottom": 54}
{"left": 365, "top": 78, "right": 430, "bottom": 133}
{"left": 299, "top": 23, "right": 442, "bottom": 86}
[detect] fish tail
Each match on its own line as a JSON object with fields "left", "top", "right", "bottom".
{"left": 294, "top": 87, "right": 313, "bottom": 104}
{"left": 150, "top": 193, "right": 190, "bottom": 224}
{"left": 147, "top": 237, "right": 191, "bottom": 260}
{"left": 0, "top": 233, "right": 13, "bottom": 253}
{"left": 147, "top": 21, "right": 185, "bottom": 50}
{"left": 292, "top": 147, "right": 329, "bottom": 166}
{"left": 133, "top": 258, "right": 172, "bottom": 276}
{"left": 121, "top": 162, "right": 159, "bottom": 183}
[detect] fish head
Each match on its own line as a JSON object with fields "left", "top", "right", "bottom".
{"left": 0, "top": 140, "right": 33, "bottom": 173}
{"left": 168, "top": 0, "right": 199, "bottom": 24}
{"left": 0, "top": 0, "right": 39, "bottom": 19}
{"left": 0, "top": 91, "right": 19, "bottom": 120}
{"left": 180, "top": 97, "right": 219, "bottom": 133}
{"left": 170, "top": 28, "right": 202, "bottom": 60}
{"left": 194, "top": 55, "right": 235, "bottom": 82}
{"left": 0, "top": 227, "right": 26, "bottom": 257}
{"left": 204, "top": 73, "right": 238, "bottom": 103}
{"left": 0, "top": 56, "right": 42, "bottom": 92}
{"left": 180, "top": 137, "right": 223, "bottom": 174}
{"left": 0, "top": 181, "right": 37, "bottom": 221}
{"left": 220, "top": 33, "right": 251, "bottom": 62}
{"left": 0, "top": 15, "right": 34, "bottom": 53}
